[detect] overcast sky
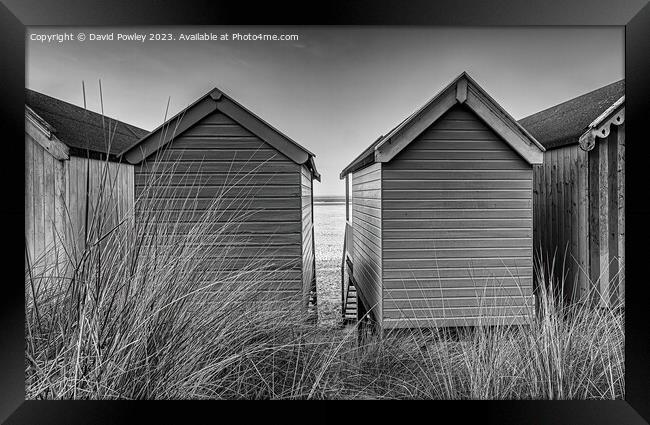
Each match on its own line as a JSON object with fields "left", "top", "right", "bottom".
{"left": 26, "top": 26, "right": 623, "bottom": 196}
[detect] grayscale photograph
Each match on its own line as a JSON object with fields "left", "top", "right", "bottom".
{"left": 25, "top": 26, "right": 625, "bottom": 400}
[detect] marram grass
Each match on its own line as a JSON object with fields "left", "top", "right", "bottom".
{"left": 25, "top": 152, "right": 623, "bottom": 400}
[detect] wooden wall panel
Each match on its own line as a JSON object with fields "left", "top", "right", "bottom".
{"left": 25, "top": 133, "right": 134, "bottom": 276}
{"left": 533, "top": 123, "right": 625, "bottom": 307}
{"left": 533, "top": 144, "right": 588, "bottom": 301}
{"left": 351, "top": 162, "right": 382, "bottom": 322}
{"left": 381, "top": 105, "right": 533, "bottom": 328}
{"left": 301, "top": 164, "right": 315, "bottom": 303}
{"left": 134, "top": 110, "right": 305, "bottom": 298}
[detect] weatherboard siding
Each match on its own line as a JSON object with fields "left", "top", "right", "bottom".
{"left": 351, "top": 162, "right": 383, "bottom": 322}
{"left": 134, "top": 110, "right": 306, "bottom": 298}
{"left": 381, "top": 105, "right": 534, "bottom": 328}
{"left": 301, "top": 164, "right": 315, "bottom": 301}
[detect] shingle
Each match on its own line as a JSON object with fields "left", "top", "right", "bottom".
{"left": 518, "top": 80, "right": 624, "bottom": 150}
{"left": 25, "top": 89, "right": 148, "bottom": 159}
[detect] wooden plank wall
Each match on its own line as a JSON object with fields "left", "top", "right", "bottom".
{"left": 533, "top": 124, "right": 624, "bottom": 306}
{"left": 25, "top": 132, "right": 68, "bottom": 273}
{"left": 351, "top": 162, "right": 383, "bottom": 322}
{"left": 381, "top": 104, "right": 534, "bottom": 328}
{"left": 134, "top": 110, "right": 305, "bottom": 298}
{"left": 588, "top": 124, "right": 625, "bottom": 306}
{"left": 25, "top": 135, "right": 134, "bottom": 274}
{"left": 532, "top": 143, "right": 588, "bottom": 299}
{"left": 301, "top": 164, "right": 315, "bottom": 302}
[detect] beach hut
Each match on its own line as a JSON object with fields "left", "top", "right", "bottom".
{"left": 339, "top": 72, "right": 545, "bottom": 329}
{"left": 123, "top": 88, "right": 320, "bottom": 306}
{"left": 25, "top": 89, "right": 146, "bottom": 271}
{"left": 520, "top": 80, "right": 625, "bottom": 306}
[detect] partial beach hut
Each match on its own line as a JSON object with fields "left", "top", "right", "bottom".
{"left": 519, "top": 80, "right": 625, "bottom": 306}
{"left": 339, "top": 72, "right": 545, "bottom": 329}
{"left": 122, "top": 88, "right": 320, "bottom": 306}
{"left": 25, "top": 89, "right": 146, "bottom": 271}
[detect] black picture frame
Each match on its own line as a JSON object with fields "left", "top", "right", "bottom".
{"left": 1, "top": 0, "right": 649, "bottom": 423}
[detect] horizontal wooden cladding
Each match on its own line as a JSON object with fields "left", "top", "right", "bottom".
{"left": 352, "top": 197, "right": 381, "bottom": 209}
{"left": 395, "top": 149, "right": 522, "bottom": 161}
{"left": 192, "top": 258, "right": 302, "bottom": 272}
{"left": 383, "top": 209, "right": 531, "bottom": 219}
{"left": 383, "top": 170, "right": 532, "bottom": 180}
{"left": 199, "top": 270, "right": 303, "bottom": 281}
{"left": 137, "top": 161, "right": 299, "bottom": 174}
{"left": 383, "top": 304, "right": 533, "bottom": 320}
{"left": 150, "top": 149, "right": 290, "bottom": 162}
{"left": 139, "top": 233, "right": 301, "bottom": 246}
{"left": 383, "top": 237, "right": 531, "bottom": 249}
{"left": 384, "top": 257, "right": 532, "bottom": 270}
{"left": 351, "top": 162, "right": 382, "bottom": 321}
{"left": 301, "top": 166, "right": 312, "bottom": 186}
{"left": 369, "top": 189, "right": 532, "bottom": 200}
{"left": 384, "top": 266, "right": 532, "bottom": 279}
{"left": 135, "top": 172, "right": 300, "bottom": 187}
{"left": 353, "top": 207, "right": 381, "bottom": 227}
{"left": 352, "top": 212, "right": 381, "bottom": 241}
{"left": 382, "top": 199, "right": 531, "bottom": 210}
{"left": 148, "top": 221, "right": 302, "bottom": 234}
{"left": 383, "top": 228, "right": 532, "bottom": 240}
{"left": 385, "top": 286, "right": 532, "bottom": 299}
{"left": 418, "top": 129, "right": 502, "bottom": 141}
{"left": 429, "top": 118, "right": 491, "bottom": 130}
{"left": 136, "top": 197, "right": 301, "bottom": 211}
{"left": 132, "top": 110, "right": 310, "bottom": 292}
{"left": 383, "top": 179, "right": 531, "bottom": 190}
{"left": 352, "top": 162, "right": 381, "bottom": 179}
{"left": 194, "top": 279, "right": 302, "bottom": 292}
{"left": 351, "top": 180, "right": 381, "bottom": 193}
{"left": 136, "top": 184, "right": 301, "bottom": 198}
{"left": 383, "top": 247, "right": 531, "bottom": 259}
{"left": 153, "top": 244, "right": 303, "bottom": 258}
{"left": 383, "top": 315, "right": 531, "bottom": 328}
{"left": 406, "top": 140, "right": 514, "bottom": 151}
{"left": 351, "top": 204, "right": 381, "bottom": 219}
{"left": 385, "top": 296, "right": 533, "bottom": 309}
{"left": 383, "top": 218, "right": 531, "bottom": 229}
{"left": 170, "top": 137, "right": 268, "bottom": 150}
{"left": 145, "top": 208, "right": 302, "bottom": 223}
{"left": 383, "top": 276, "right": 533, "bottom": 289}
{"left": 384, "top": 159, "right": 529, "bottom": 171}
{"left": 182, "top": 124, "right": 255, "bottom": 138}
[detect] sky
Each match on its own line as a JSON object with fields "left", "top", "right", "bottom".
{"left": 26, "top": 26, "right": 623, "bottom": 197}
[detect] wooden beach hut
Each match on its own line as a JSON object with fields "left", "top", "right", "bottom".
{"left": 520, "top": 80, "right": 625, "bottom": 306}
{"left": 122, "top": 88, "right": 320, "bottom": 306}
{"left": 339, "top": 72, "right": 545, "bottom": 329}
{"left": 25, "top": 89, "right": 146, "bottom": 272}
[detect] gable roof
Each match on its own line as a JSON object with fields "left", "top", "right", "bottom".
{"left": 518, "top": 80, "right": 624, "bottom": 150}
{"left": 340, "top": 72, "right": 544, "bottom": 179}
{"left": 25, "top": 89, "right": 148, "bottom": 160}
{"left": 122, "top": 88, "right": 320, "bottom": 181}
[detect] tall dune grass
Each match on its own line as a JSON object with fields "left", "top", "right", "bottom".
{"left": 25, "top": 108, "right": 623, "bottom": 399}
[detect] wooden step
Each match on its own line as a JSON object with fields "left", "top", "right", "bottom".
{"left": 342, "top": 282, "right": 358, "bottom": 324}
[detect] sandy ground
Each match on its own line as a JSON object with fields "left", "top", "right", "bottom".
{"left": 313, "top": 202, "right": 345, "bottom": 327}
